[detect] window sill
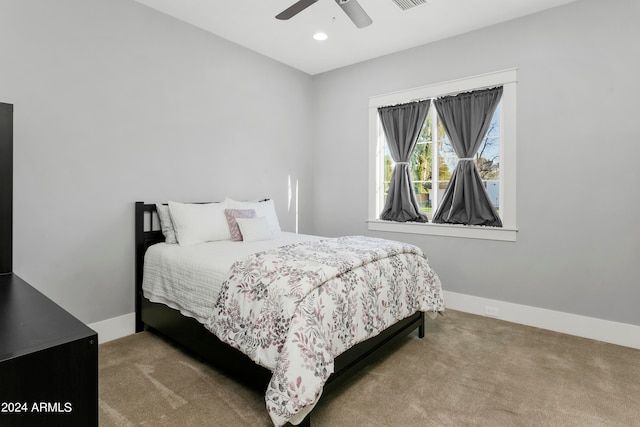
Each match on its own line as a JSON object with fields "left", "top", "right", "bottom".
{"left": 367, "top": 219, "right": 518, "bottom": 242}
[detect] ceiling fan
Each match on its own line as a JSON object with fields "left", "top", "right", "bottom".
{"left": 276, "top": 0, "right": 373, "bottom": 28}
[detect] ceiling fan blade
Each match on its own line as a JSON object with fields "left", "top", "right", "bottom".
{"left": 335, "top": 0, "right": 372, "bottom": 28}
{"left": 276, "top": 0, "right": 319, "bottom": 20}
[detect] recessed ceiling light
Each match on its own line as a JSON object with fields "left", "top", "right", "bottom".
{"left": 313, "top": 32, "right": 328, "bottom": 41}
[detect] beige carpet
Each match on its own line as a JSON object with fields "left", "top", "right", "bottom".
{"left": 99, "top": 310, "right": 640, "bottom": 426}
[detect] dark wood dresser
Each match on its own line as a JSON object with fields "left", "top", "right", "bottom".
{"left": 0, "top": 273, "right": 98, "bottom": 426}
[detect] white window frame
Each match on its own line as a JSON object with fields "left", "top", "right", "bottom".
{"left": 367, "top": 69, "right": 518, "bottom": 242}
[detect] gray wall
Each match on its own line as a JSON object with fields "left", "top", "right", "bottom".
{"left": 0, "top": 0, "right": 314, "bottom": 323}
{"left": 1, "top": 0, "right": 638, "bottom": 330}
{"left": 311, "top": 0, "right": 640, "bottom": 326}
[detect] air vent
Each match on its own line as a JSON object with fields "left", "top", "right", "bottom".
{"left": 391, "top": 0, "right": 426, "bottom": 11}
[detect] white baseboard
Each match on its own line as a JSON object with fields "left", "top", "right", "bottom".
{"left": 89, "top": 293, "right": 640, "bottom": 349}
{"left": 444, "top": 290, "right": 640, "bottom": 350}
{"left": 88, "top": 312, "right": 136, "bottom": 344}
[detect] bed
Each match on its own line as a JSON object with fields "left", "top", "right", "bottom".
{"left": 135, "top": 200, "right": 444, "bottom": 426}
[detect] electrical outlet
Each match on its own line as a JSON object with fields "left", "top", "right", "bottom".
{"left": 485, "top": 306, "right": 500, "bottom": 317}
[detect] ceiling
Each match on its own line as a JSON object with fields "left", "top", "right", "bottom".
{"left": 134, "top": 0, "right": 577, "bottom": 75}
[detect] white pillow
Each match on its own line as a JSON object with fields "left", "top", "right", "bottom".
{"left": 225, "top": 198, "right": 281, "bottom": 233}
{"left": 235, "top": 217, "right": 274, "bottom": 243}
{"left": 168, "top": 201, "right": 230, "bottom": 246}
{"left": 155, "top": 204, "right": 177, "bottom": 244}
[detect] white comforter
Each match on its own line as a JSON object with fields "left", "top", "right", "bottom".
{"left": 142, "top": 232, "right": 323, "bottom": 322}
{"left": 206, "top": 236, "right": 445, "bottom": 426}
{"left": 143, "top": 233, "right": 445, "bottom": 426}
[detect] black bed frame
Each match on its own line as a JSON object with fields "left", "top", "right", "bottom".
{"left": 134, "top": 201, "right": 425, "bottom": 426}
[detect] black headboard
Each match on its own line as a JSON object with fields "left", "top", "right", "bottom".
{"left": 134, "top": 202, "right": 165, "bottom": 331}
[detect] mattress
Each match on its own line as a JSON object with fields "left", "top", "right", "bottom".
{"left": 142, "top": 232, "right": 323, "bottom": 323}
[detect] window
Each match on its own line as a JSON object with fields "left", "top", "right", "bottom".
{"left": 382, "top": 105, "right": 501, "bottom": 220}
{"left": 368, "top": 69, "right": 517, "bottom": 241}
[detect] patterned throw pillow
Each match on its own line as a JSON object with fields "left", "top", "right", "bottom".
{"left": 224, "top": 209, "right": 256, "bottom": 241}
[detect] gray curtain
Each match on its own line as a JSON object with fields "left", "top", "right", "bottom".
{"left": 432, "top": 87, "right": 503, "bottom": 226}
{"left": 378, "top": 100, "right": 430, "bottom": 222}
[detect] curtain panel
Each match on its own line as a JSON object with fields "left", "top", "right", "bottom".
{"left": 432, "top": 86, "right": 503, "bottom": 227}
{"left": 378, "top": 100, "right": 430, "bottom": 222}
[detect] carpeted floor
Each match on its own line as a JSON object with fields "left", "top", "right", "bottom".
{"left": 98, "top": 310, "right": 640, "bottom": 426}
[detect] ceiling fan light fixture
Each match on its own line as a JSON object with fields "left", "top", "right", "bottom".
{"left": 276, "top": 0, "right": 372, "bottom": 29}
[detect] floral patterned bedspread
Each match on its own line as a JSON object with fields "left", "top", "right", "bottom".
{"left": 205, "top": 236, "right": 444, "bottom": 426}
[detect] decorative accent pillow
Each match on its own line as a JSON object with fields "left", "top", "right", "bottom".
{"left": 235, "top": 216, "right": 274, "bottom": 243}
{"left": 225, "top": 198, "right": 281, "bottom": 233}
{"left": 224, "top": 209, "right": 256, "bottom": 241}
{"left": 155, "top": 204, "right": 177, "bottom": 244}
{"left": 168, "top": 200, "right": 230, "bottom": 246}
